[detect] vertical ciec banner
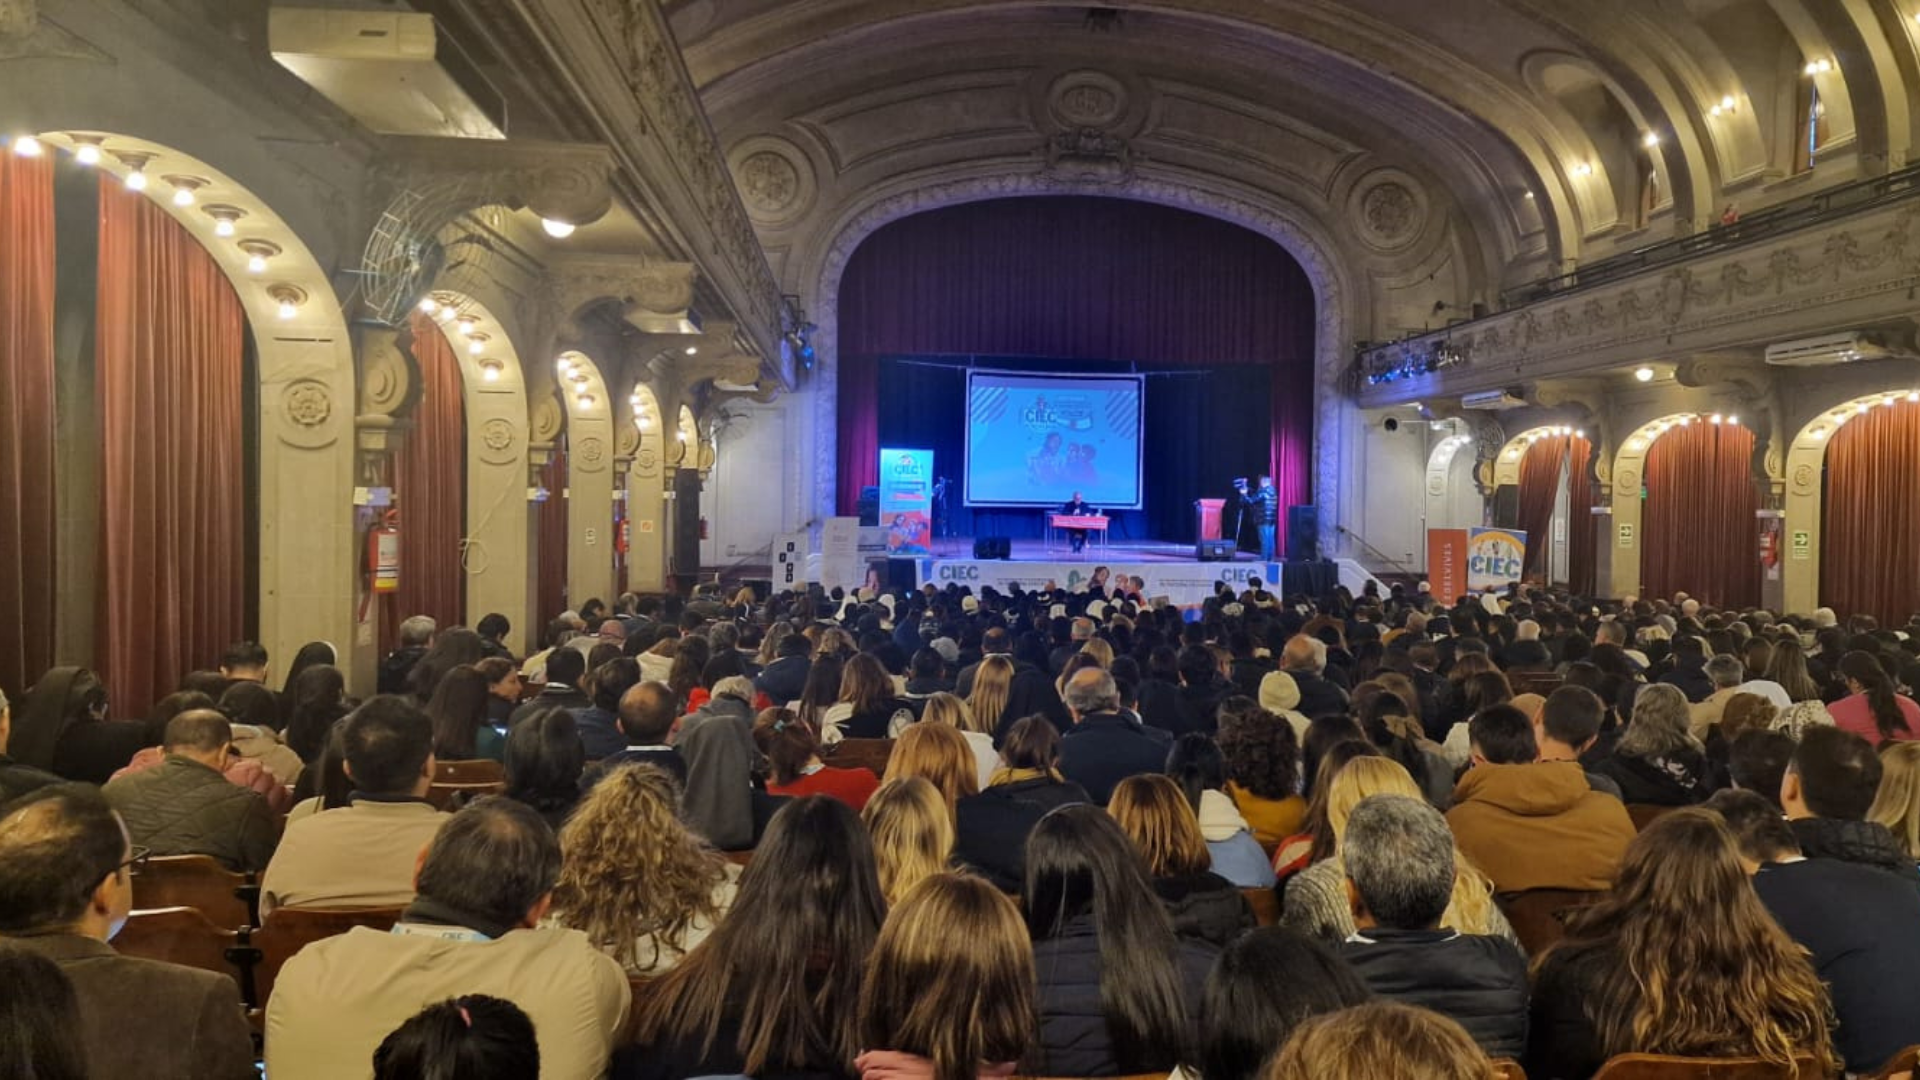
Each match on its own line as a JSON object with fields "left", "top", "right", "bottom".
{"left": 1428, "top": 527, "right": 1528, "bottom": 599}
{"left": 877, "top": 447, "right": 934, "bottom": 556}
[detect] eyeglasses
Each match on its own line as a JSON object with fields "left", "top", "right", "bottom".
{"left": 119, "top": 846, "right": 152, "bottom": 877}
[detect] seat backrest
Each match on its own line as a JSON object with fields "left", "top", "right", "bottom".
{"left": 1496, "top": 888, "right": 1604, "bottom": 958}
{"left": 1242, "top": 886, "right": 1280, "bottom": 927}
{"left": 1626, "top": 803, "right": 1679, "bottom": 832}
{"left": 434, "top": 759, "right": 505, "bottom": 785}
{"left": 131, "top": 853, "right": 255, "bottom": 929}
{"left": 250, "top": 905, "right": 403, "bottom": 1007}
{"left": 114, "top": 906, "right": 246, "bottom": 992}
{"left": 1511, "top": 673, "right": 1565, "bottom": 698}
{"left": 829, "top": 738, "right": 895, "bottom": 777}
{"left": 1591, "top": 1052, "right": 1823, "bottom": 1079}
{"left": 425, "top": 780, "right": 508, "bottom": 810}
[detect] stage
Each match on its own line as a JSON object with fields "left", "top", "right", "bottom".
{"left": 904, "top": 536, "right": 1340, "bottom": 608}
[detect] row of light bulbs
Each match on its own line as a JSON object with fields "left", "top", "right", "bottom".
{"left": 1624, "top": 412, "right": 1743, "bottom": 451}
{"left": 12, "top": 133, "right": 304, "bottom": 316}
{"left": 1807, "top": 391, "right": 1920, "bottom": 442}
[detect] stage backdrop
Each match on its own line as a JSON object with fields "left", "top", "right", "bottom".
{"left": 838, "top": 196, "right": 1316, "bottom": 547}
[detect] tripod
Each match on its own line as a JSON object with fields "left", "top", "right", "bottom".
{"left": 1229, "top": 481, "right": 1250, "bottom": 558}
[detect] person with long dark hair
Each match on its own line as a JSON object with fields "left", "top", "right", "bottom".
{"left": 475, "top": 656, "right": 523, "bottom": 728}
{"left": 427, "top": 664, "right": 505, "bottom": 762}
{"left": 1829, "top": 650, "right": 1920, "bottom": 747}
{"left": 1023, "top": 804, "right": 1215, "bottom": 1077}
{"left": 406, "top": 627, "right": 488, "bottom": 703}
{"left": 624, "top": 796, "right": 887, "bottom": 1080}
{"left": 502, "top": 707, "right": 585, "bottom": 832}
{"left": 281, "top": 641, "right": 338, "bottom": 697}
{"left": 0, "top": 942, "right": 89, "bottom": 1080}
{"left": 854, "top": 874, "right": 1036, "bottom": 1080}
{"left": 1527, "top": 810, "right": 1838, "bottom": 1080}
{"left": 1197, "top": 928, "right": 1371, "bottom": 1080}
{"left": 284, "top": 664, "right": 352, "bottom": 763}
{"left": 954, "top": 715, "right": 1090, "bottom": 892}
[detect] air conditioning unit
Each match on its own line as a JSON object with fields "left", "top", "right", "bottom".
{"left": 270, "top": 6, "right": 507, "bottom": 139}
{"left": 1765, "top": 332, "right": 1895, "bottom": 367}
{"left": 1461, "top": 389, "right": 1527, "bottom": 410}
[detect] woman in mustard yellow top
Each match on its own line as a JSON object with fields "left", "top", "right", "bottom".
{"left": 1217, "top": 702, "right": 1307, "bottom": 853}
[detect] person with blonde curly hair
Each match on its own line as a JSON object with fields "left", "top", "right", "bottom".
{"left": 1264, "top": 1002, "right": 1491, "bottom": 1080}
{"left": 1528, "top": 809, "right": 1838, "bottom": 1080}
{"left": 1280, "top": 757, "right": 1512, "bottom": 948}
{"left": 547, "top": 763, "right": 738, "bottom": 976}
{"left": 861, "top": 777, "right": 954, "bottom": 905}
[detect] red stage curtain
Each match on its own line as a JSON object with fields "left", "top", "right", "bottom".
{"left": 1641, "top": 422, "right": 1758, "bottom": 608}
{"left": 836, "top": 196, "right": 1317, "bottom": 544}
{"left": 391, "top": 314, "right": 466, "bottom": 631}
{"left": 1567, "top": 437, "right": 1598, "bottom": 596}
{"left": 1517, "top": 435, "right": 1569, "bottom": 580}
{"left": 537, "top": 449, "right": 568, "bottom": 624}
{"left": 1822, "top": 401, "right": 1920, "bottom": 623}
{"left": 96, "top": 180, "right": 247, "bottom": 716}
{"left": 0, "top": 152, "right": 57, "bottom": 701}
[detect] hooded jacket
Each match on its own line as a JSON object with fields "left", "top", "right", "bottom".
{"left": 1196, "top": 789, "right": 1276, "bottom": 888}
{"left": 1447, "top": 762, "right": 1635, "bottom": 893}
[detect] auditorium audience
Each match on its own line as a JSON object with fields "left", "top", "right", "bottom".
{"left": 501, "top": 706, "right": 586, "bottom": 832}
{"left": 755, "top": 706, "right": 881, "bottom": 810}
{"left": 1282, "top": 756, "right": 1510, "bottom": 947}
{"left": 378, "top": 615, "right": 436, "bottom": 695}
{"left": 1684, "top": 653, "right": 1748, "bottom": 738}
{"left": 260, "top": 696, "right": 448, "bottom": 914}
{"left": 266, "top": 798, "right": 629, "bottom": 1080}
{"left": 624, "top": 796, "right": 885, "bottom": 1080}
{"left": 548, "top": 763, "right": 738, "bottom": 975}
{"left": 825, "top": 652, "right": 914, "bottom": 739}
{"left": 1658, "top": 635, "right": 1714, "bottom": 702}
{"left": 1337, "top": 795, "right": 1529, "bottom": 1058}
{"left": 284, "top": 663, "right": 351, "bottom": 764}
{"left": 920, "top": 690, "right": 998, "bottom": 789}
{"left": 1197, "top": 928, "right": 1371, "bottom": 1080}
{"left": 678, "top": 694, "right": 759, "bottom": 850}
{"left": 426, "top": 663, "right": 506, "bottom": 763}
{"left": 882, "top": 721, "right": 979, "bottom": 813}
{"left": 1215, "top": 701, "right": 1306, "bottom": 851}
{"left": 1588, "top": 683, "right": 1715, "bottom": 805}
{"left": 1780, "top": 724, "right": 1916, "bottom": 879}
{"left": 862, "top": 776, "right": 956, "bottom": 904}
{"left": 280, "top": 640, "right": 338, "bottom": 698}
{"left": 1279, "top": 635, "right": 1349, "bottom": 718}
{"left": 476, "top": 656, "right": 523, "bottom": 728}
{"left": 575, "top": 657, "right": 642, "bottom": 761}
{"left": 1058, "top": 668, "right": 1174, "bottom": 804}
{"left": 0, "top": 942, "right": 88, "bottom": 1080}
{"left": 508, "top": 647, "right": 589, "bottom": 729}
{"left": 14, "top": 667, "right": 145, "bottom": 785}
{"left": 1708, "top": 788, "right": 1920, "bottom": 1074}
{"left": 1728, "top": 727, "right": 1796, "bottom": 809}
{"left": 1109, "top": 774, "right": 1253, "bottom": 946}
{"left": 1526, "top": 809, "right": 1838, "bottom": 1080}
{"left": 372, "top": 995, "right": 539, "bottom": 1080}
{"left": 1268, "top": 1002, "right": 1492, "bottom": 1080}
{"left": 954, "top": 715, "right": 1091, "bottom": 891}
{"left": 102, "top": 708, "right": 281, "bottom": 871}
{"left": 0, "top": 685, "right": 63, "bottom": 803}
{"left": 1447, "top": 704, "right": 1633, "bottom": 893}
{"left": 1870, "top": 740, "right": 1920, "bottom": 864}
{"left": 754, "top": 629, "right": 813, "bottom": 709}
{"left": 1529, "top": 685, "right": 1624, "bottom": 798}
{"left": 1164, "top": 732, "right": 1276, "bottom": 888}
{"left": 1022, "top": 804, "right": 1214, "bottom": 1077}
{"left": 0, "top": 785, "right": 254, "bottom": 1079}
{"left": 588, "top": 680, "right": 686, "bottom": 786}
{"left": 1829, "top": 649, "right": 1920, "bottom": 746}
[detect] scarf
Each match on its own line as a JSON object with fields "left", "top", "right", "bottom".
{"left": 987, "top": 766, "right": 1061, "bottom": 788}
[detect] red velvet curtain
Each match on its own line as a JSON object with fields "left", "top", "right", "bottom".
{"left": 1567, "top": 437, "right": 1597, "bottom": 596}
{"left": 96, "top": 180, "right": 247, "bottom": 716}
{"left": 836, "top": 196, "right": 1318, "bottom": 539}
{"left": 391, "top": 313, "right": 466, "bottom": 632}
{"left": 1642, "top": 422, "right": 1758, "bottom": 608}
{"left": 1822, "top": 401, "right": 1920, "bottom": 623}
{"left": 537, "top": 449, "right": 568, "bottom": 624}
{"left": 1515, "top": 434, "right": 1597, "bottom": 589}
{"left": 0, "top": 152, "right": 57, "bottom": 701}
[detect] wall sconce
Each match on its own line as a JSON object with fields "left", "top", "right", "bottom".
{"left": 203, "top": 204, "right": 245, "bottom": 237}
{"left": 268, "top": 283, "right": 308, "bottom": 320}
{"left": 164, "top": 175, "right": 205, "bottom": 207}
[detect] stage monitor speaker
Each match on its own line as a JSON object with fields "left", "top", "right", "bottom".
{"left": 973, "top": 536, "right": 1012, "bottom": 560}
{"left": 1195, "top": 538, "right": 1237, "bottom": 561}
{"left": 856, "top": 486, "right": 880, "bottom": 527}
{"left": 1286, "top": 505, "right": 1320, "bottom": 563}
{"left": 885, "top": 558, "right": 918, "bottom": 591}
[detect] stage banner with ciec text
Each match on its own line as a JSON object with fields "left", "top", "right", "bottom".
{"left": 1428, "top": 527, "right": 1529, "bottom": 598}
{"left": 877, "top": 447, "right": 934, "bottom": 556}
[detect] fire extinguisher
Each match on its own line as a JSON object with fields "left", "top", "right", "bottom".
{"left": 367, "top": 510, "right": 401, "bottom": 594}
{"left": 699, "top": 517, "right": 710, "bottom": 540}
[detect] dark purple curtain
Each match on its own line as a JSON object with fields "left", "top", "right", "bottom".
{"left": 837, "top": 196, "right": 1316, "bottom": 545}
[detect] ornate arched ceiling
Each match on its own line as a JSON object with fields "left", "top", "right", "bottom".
{"left": 665, "top": 0, "right": 1920, "bottom": 339}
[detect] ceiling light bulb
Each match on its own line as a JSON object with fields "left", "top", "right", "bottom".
{"left": 1727, "top": 415, "right": 1738, "bottom": 425}
{"left": 468, "top": 340, "right": 484, "bottom": 356}
{"left": 482, "top": 366, "right": 501, "bottom": 383}
{"left": 73, "top": 142, "right": 101, "bottom": 165}
{"left": 1908, "top": 392, "right": 1919, "bottom": 403}
{"left": 1812, "top": 427, "right": 1828, "bottom": 441}
{"left": 1805, "top": 61, "right": 1819, "bottom": 76}
{"left": 1859, "top": 403, "right": 1872, "bottom": 414}
{"left": 541, "top": 218, "right": 576, "bottom": 239}
{"left": 12, "top": 135, "right": 42, "bottom": 157}
{"left": 214, "top": 218, "right": 235, "bottom": 237}
{"left": 1628, "top": 439, "right": 1643, "bottom": 451}
{"left": 1643, "top": 132, "right": 1660, "bottom": 148}
{"left": 556, "top": 358, "right": 572, "bottom": 374}
{"left": 420, "top": 297, "right": 439, "bottom": 315}
{"left": 1721, "top": 95, "right": 1736, "bottom": 111}
{"left": 1572, "top": 162, "right": 1593, "bottom": 176}
{"left": 1523, "top": 191, "right": 1535, "bottom": 200}
{"left": 685, "top": 347, "right": 698, "bottom": 356}
{"left": 171, "top": 184, "right": 195, "bottom": 207}
{"left": 1679, "top": 416, "right": 1692, "bottom": 426}
{"left": 1575, "top": 429, "right": 1585, "bottom": 438}
{"left": 1634, "top": 366, "right": 1654, "bottom": 382}
{"left": 277, "top": 299, "right": 297, "bottom": 320}
{"left": 247, "top": 253, "right": 267, "bottom": 274}
{"left": 677, "top": 432, "right": 688, "bottom": 442}
{"left": 639, "top": 417, "right": 650, "bottom": 430}
{"left": 629, "top": 394, "right": 641, "bottom": 406}
{"left": 456, "top": 317, "right": 477, "bottom": 336}
{"left": 1710, "top": 413, "right": 1723, "bottom": 424}
{"left": 124, "top": 168, "right": 147, "bottom": 192}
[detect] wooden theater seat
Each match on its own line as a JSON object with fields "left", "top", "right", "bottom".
{"left": 1590, "top": 1052, "right": 1825, "bottom": 1079}
{"left": 434, "top": 759, "right": 506, "bottom": 785}
{"left": 114, "top": 906, "right": 249, "bottom": 992}
{"left": 1496, "top": 888, "right": 1603, "bottom": 958}
{"left": 828, "top": 738, "right": 895, "bottom": 777}
{"left": 1626, "top": 803, "right": 1679, "bottom": 832}
{"left": 131, "top": 853, "right": 257, "bottom": 929}
{"left": 1241, "top": 886, "right": 1280, "bottom": 927}
{"left": 246, "top": 905, "right": 404, "bottom": 1008}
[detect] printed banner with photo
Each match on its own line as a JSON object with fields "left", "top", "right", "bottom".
{"left": 877, "top": 446, "right": 935, "bottom": 556}
{"left": 1428, "top": 527, "right": 1529, "bottom": 597}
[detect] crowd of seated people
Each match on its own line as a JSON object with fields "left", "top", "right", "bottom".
{"left": 7, "top": 581, "right": 1920, "bottom": 1078}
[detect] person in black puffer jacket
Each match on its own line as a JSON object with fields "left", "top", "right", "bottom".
{"left": 1023, "top": 806, "right": 1216, "bottom": 1078}
{"left": 1108, "top": 774, "right": 1253, "bottom": 948}
{"left": 1783, "top": 726, "right": 1920, "bottom": 882}
{"left": 955, "top": 717, "right": 1091, "bottom": 892}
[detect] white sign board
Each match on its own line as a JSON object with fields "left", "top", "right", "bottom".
{"left": 772, "top": 532, "right": 810, "bottom": 590}
{"left": 820, "top": 517, "right": 863, "bottom": 592}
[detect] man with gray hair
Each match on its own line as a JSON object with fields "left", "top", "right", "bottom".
{"left": 377, "top": 614, "right": 438, "bottom": 694}
{"left": 1339, "top": 794, "right": 1529, "bottom": 1059}
{"left": 1057, "top": 668, "right": 1172, "bottom": 804}
{"left": 0, "top": 684, "right": 62, "bottom": 803}
{"left": 1689, "top": 653, "right": 1749, "bottom": 739}
{"left": 1280, "top": 633, "right": 1350, "bottom": 717}
{"left": 266, "top": 798, "right": 629, "bottom": 1080}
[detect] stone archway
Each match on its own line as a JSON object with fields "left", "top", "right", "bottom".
{"left": 557, "top": 350, "right": 616, "bottom": 610}
{"left": 800, "top": 171, "right": 1357, "bottom": 555}
{"left": 1609, "top": 410, "right": 1750, "bottom": 599}
{"left": 29, "top": 131, "right": 355, "bottom": 680}
{"left": 625, "top": 382, "right": 669, "bottom": 592}
{"left": 1782, "top": 387, "right": 1920, "bottom": 613}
